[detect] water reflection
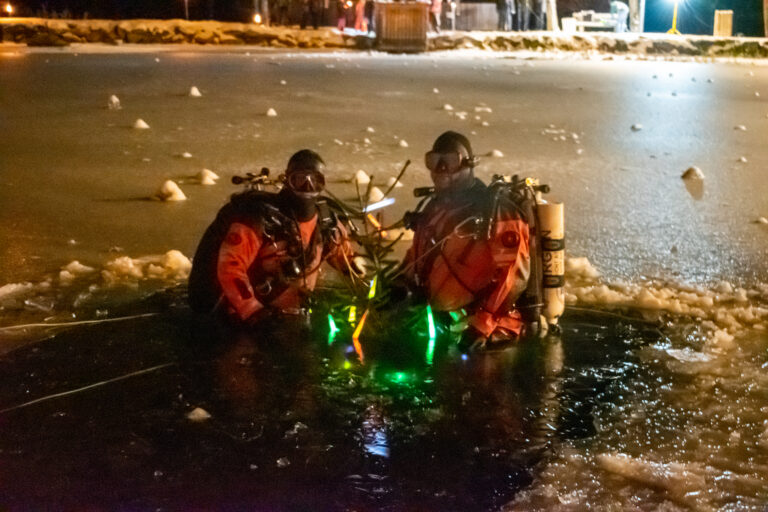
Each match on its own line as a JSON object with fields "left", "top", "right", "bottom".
{"left": 3, "top": 304, "right": 731, "bottom": 510}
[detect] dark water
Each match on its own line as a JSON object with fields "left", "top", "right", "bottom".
{"left": 0, "top": 288, "right": 663, "bottom": 511}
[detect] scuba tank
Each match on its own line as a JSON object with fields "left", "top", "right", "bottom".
{"left": 536, "top": 197, "right": 565, "bottom": 326}
{"left": 486, "top": 175, "right": 565, "bottom": 328}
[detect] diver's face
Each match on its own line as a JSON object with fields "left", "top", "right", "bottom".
{"left": 425, "top": 147, "right": 473, "bottom": 193}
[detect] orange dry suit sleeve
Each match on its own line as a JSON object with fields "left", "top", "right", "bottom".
{"left": 468, "top": 217, "right": 531, "bottom": 338}
{"left": 217, "top": 222, "right": 264, "bottom": 321}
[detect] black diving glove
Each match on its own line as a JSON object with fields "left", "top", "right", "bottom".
{"left": 457, "top": 326, "right": 487, "bottom": 354}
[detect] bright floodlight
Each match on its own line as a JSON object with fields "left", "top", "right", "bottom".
{"left": 4, "top": 3, "right": 12, "bottom": 15}
{"left": 667, "top": 0, "right": 681, "bottom": 34}
{"left": 253, "top": 13, "right": 262, "bottom": 24}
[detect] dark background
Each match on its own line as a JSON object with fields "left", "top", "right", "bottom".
{"left": 4, "top": 0, "right": 766, "bottom": 36}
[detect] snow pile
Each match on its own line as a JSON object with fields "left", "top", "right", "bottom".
{"left": 681, "top": 166, "right": 704, "bottom": 180}
{"left": 188, "top": 86, "right": 202, "bottom": 97}
{"left": 197, "top": 168, "right": 220, "bottom": 185}
{"left": 154, "top": 180, "right": 187, "bottom": 201}
{"left": 351, "top": 170, "right": 370, "bottom": 185}
{"left": 386, "top": 177, "right": 404, "bottom": 189}
{"left": 107, "top": 94, "right": 121, "bottom": 110}
{"left": 133, "top": 118, "right": 150, "bottom": 130}
{"left": 367, "top": 186, "right": 385, "bottom": 203}
{"left": 186, "top": 407, "right": 211, "bottom": 422}
{"left": 266, "top": 108, "right": 278, "bottom": 117}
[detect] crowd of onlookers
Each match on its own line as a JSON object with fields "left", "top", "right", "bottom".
{"left": 258, "top": 0, "right": 552, "bottom": 33}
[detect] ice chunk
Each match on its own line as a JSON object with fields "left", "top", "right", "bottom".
{"left": 665, "top": 348, "right": 712, "bottom": 363}
{"left": 565, "top": 257, "right": 600, "bottom": 280}
{"left": 63, "top": 260, "right": 95, "bottom": 275}
{"left": 398, "top": 139, "right": 409, "bottom": 148}
{"left": 442, "top": 104, "right": 454, "bottom": 111}
{"left": 186, "top": 407, "right": 211, "bottom": 422}
{"left": 386, "top": 177, "right": 403, "bottom": 188}
{"left": 189, "top": 86, "right": 202, "bottom": 97}
{"left": 363, "top": 137, "right": 371, "bottom": 145}
{"left": 197, "top": 168, "right": 219, "bottom": 185}
{"left": 155, "top": 180, "right": 187, "bottom": 201}
{"left": 597, "top": 453, "right": 706, "bottom": 499}
{"left": 280, "top": 79, "right": 287, "bottom": 85}
{"left": 734, "top": 124, "right": 747, "bottom": 131}
{"left": 334, "top": 138, "right": 344, "bottom": 145}
{"left": 715, "top": 281, "right": 733, "bottom": 294}
{"left": 706, "top": 329, "right": 736, "bottom": 351}
{"left": 738, "top": 156, "right": 748, "bottom": 163}
{"left": 756, "top": 92, "right": 761, "bottom": 97}
{"left": 576, "top": 148, "right": 584, "bottom": 155}
{"left": 474, "top": 106, "right": 492, "bottom": 113}
{"left": 276, "top": 457, "right": 290, "bottom": 468}
{"left": 180, "top": 152, "right": 192, "bottom": 159}
{"left": 681, "top": 166, "right": 704, "bottom": 180}
{"left": 104, "top": 256, "right": 143, "bottom": 281}
{"left": 161, "top": 250, "right": 192, "bottom": 279}
{"left": 352, "top": 170, "right": 370, "bottom": 185}
{"left": 0, "top": 282, "right": 35, "bottom": 301}
{"left": 368, "top": 186, "right": 385, "bottom": 203}
{"left": 154, "top": 57, "right": 160, "bottom": 62}
{"left": 133, "top": 118, "right": 150, "bottom": 130}
{"left": 481, "top": 121, "right": 490, "bottom": 127}
{"left": 107, "top": 94, "right": 121, "bottom": 110}
{"left": 631, "top": 123, "right": 643, "bottom": 131}
{"left": 266, "top": 108, "right": 278, "bottom": 117}
{"left": 754, "top": 217, "right": 768, "bottom": 224}
{"left": 432, "top": 88, "right": 439, "bottom": 93}
{"left": 366, "top": 126, "right": 375, "bottom": 133}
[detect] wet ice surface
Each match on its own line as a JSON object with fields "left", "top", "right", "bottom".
{"left": 0, "top": 48, "right": 767, "bottom": 284}
{"left": 1, "top": 47, "right": 768, "bottom": 509}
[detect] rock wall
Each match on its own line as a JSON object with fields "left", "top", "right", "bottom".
{"left": 1, "top": 18, "right": 767, "bottom": 57}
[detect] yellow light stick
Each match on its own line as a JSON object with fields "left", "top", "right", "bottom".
{"left": 351, "top": 308, "right": 369, "bottom": 362}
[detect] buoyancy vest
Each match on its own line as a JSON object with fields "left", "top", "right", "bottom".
{"left": 188, "top": 189, "right": 342, "bottom": 314}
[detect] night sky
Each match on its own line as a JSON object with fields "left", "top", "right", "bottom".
{"left": 7, "top": 0, "right": 766, "bottom": 36}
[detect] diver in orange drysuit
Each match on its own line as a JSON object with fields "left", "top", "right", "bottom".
{"left": 188, "top": 149, "right": 360, "bottom": 325}
{"left": 399, "top": 131, "right": 531, "bottom": 351}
